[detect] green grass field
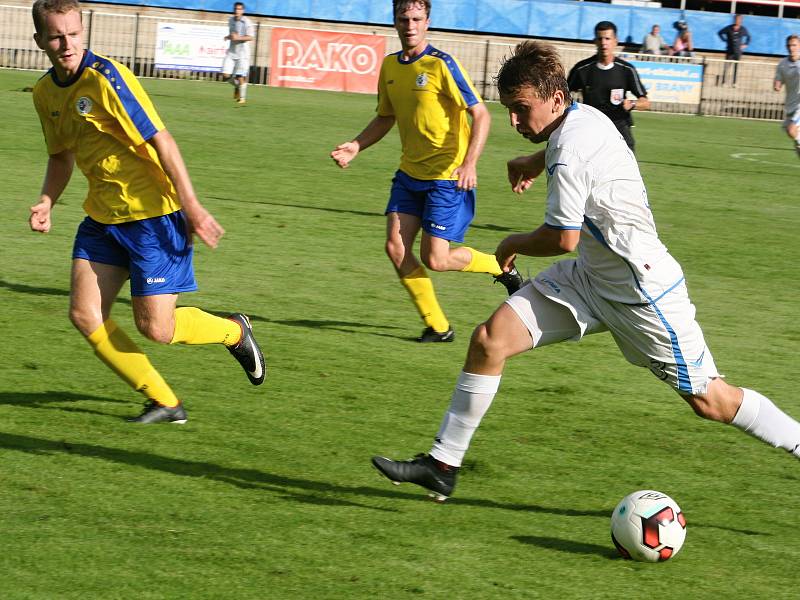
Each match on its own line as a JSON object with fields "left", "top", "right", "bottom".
{"left": 1, "top": 69, "right": 798, "bottom": 599}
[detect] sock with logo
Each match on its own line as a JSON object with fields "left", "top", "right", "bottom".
{"left": 731, "top": 388, "right": 800, "bottom": 458}
{"left": 170, "top": 307, "right": 242, "bottom": 347}
{"left": 459, "top": 247, "right": 503, "bottom": 276}
{"left": 399, "top": 266, "right": 449, "bottom": 333}
{"left": 87, "top": 319, "right": 180, "bottom": 407}
{"left": 430, "top": 371, "right": 501, "bottom": 467}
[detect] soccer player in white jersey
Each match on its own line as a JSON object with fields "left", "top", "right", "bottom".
{"left": 222, "top": 2, "right": 254, "bottom": 104}
{"left": 774, "top": 34, "right": 800, "bottom": 158}
{"left": 372, "top": 41, "right": 800, "bottom": 501}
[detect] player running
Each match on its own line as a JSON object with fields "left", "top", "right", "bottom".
{"left": 774, "top": 34, "right": 800, "bottom": 158}
{"left": 330, "top": 0, "right": 522, "bottom": 343}
{"left": 372, "top": 41, "right": 800, "bottom": 501}
{"left": 29, "top": 0, "right": 265, "bottom": 423}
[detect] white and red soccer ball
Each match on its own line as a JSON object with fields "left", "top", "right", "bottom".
{"left": 611, "top": 490, "right": 687, "bottom": 562}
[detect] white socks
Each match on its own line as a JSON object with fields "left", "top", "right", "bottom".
{"left": 731, "top": 388, "right": 800, "bottom": 457}
{"left": 430, "top": 371, "right": 500, "bottom": 467}
{"left": 239, "top": 82, "right": 247, "bottom": 100}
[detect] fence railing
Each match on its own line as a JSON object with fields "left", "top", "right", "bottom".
{"left": 2, "top": 5, "right": 785, "bottom": 120}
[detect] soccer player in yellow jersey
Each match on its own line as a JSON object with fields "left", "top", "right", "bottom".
{"left": 331, "top": 0, "right": 522, "bottom": 343}
{"left": 29, "top": 0, "right": 266, "bottom": 423}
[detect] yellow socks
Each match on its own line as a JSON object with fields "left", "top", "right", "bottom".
{"left": 170, "top": 306, "right": 242, "bottom": 347}
{"left": 86, "top": 319, "right": 179, "bottom": 408}
{"left": 460, "top": 247, "right": 503, "bottom": 276}
{"left": 400, "top": 266, "right": 450, "bottom": 333}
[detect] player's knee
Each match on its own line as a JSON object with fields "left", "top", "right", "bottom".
{"left": 468, "top": 323, "right": 504, "bottom": 361}
{"left": 384, "top": 239, "right": 405, "bottom": 267}
{"left": 422, "top": 254, "right": 448, "bottom": 272}
{"left": 134, "top": 317, "right": 172, "bottom": 344}
{"left": 681, "top": 390, "right": 736, "bottom": 424}
{"left": 69, "top": 306, "right": 98, "bottom": 337}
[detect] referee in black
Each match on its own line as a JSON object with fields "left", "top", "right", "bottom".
{"left": 567, "top": 21, "right": 650, "bottom": 152}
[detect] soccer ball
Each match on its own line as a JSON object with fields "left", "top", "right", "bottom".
{"left": 610, "top": 490, "right": 687, "bottom": 562}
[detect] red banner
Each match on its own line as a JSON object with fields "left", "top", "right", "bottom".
{"left": 269, "top": 28, "right": 386, "bottom": 94}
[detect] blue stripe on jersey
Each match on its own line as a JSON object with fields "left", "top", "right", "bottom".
{"left": 583, "top": 216, "right": 690, "bottom": 390}
{"left": 87, "top": 51, "right": 158, "bottom": 141}
{"left": 428, "top": 46, "right": 479, "bottom": 107}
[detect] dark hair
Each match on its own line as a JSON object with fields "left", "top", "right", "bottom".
{"left": 594, "top": 21, "right": 617, "bottom": 36}
{"left": 33, "top": 0, "right": 81, "bottom": 35}
{"left": 788, "top": 34, "right": 800, "bottom": 44}
{"left": 393, "top": 0, "right": 431, "bottom": 18}
{"left": 496, "top": 40, "right": 571, "bottom": 103}
{"left": 673, "top": 20, "right": 688, "bottom": 31}
{"left": 234, "top": 2, "right": 244, "bottom": 8}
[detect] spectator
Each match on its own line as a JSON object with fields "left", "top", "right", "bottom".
{"left": 671, "top": 21, "right": 693, "bottom": 57}
{"left": 718, "top": 14, "right": 751, "bottom": 85}
{"left": 642, "top": 24, "right": 669, "bottom": 56}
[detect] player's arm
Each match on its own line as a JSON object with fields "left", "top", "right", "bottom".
{"left": 507, "top": 150, "right": 546, "bottom": 194}
{"left": 774, "top": 79, "right": 783, "bottom": 92}
{"left": 624, "top": 95, "right": 650, "bottom": 112}
{"left": 148, "top": 129, "right": 225, "bottom": 248}
{"left": 453, "top": 102, "right": 490, "bottom": 191}
{"left": 495, "top": 225, "right": 580, "bottom": 271}
{"left": 330, "top": 114, "right": 395, "bottom": 169}
{"left": 30, "top": 149, "right": 74, "bottom": 233}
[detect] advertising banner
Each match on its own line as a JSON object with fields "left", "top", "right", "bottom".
{"left": 269, "top": 28, "right": 386, "bottom": 94}
{"left": 629, "top": 61, "right": 704, "bottom": 104}
{"left": 155, "top": 22, "right": 228, "bottom": 72}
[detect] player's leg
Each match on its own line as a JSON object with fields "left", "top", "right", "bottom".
{"left": 785, "top": 117, "right": 800, "bottom": 158}
{"left": 222, "top": 55, "right": 238, "bottom": 100}
{"left": 385, "top": 171, "right": 451, "bottom": 340}
{"left": 124, "top": 211, "right": 265, "bottom": 386}
{"left": 684, "top": 379, "right": 800, "bottom": 458}
{"left": 372, "top": 282, "right": 582, "bottom": 500}
{"left": 71, "top": 218, "right": 186, "bottom": 423}
{"left": 420, "top": 182, "right": 523, "bottom": 294}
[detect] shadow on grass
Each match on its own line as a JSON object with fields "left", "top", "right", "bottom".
{"left": 0, "top": 391, "right": 128, "bottom": 418}
{"left": 0, "top": 429, "right": 674, "bottom": 519}
{"left": 207, "top": 195, "right": 516, "bottom": 233}
{"left": 512, "top": 535, "right": 619, "bottom": 559}
{"left": 0, "top": 279, "right": 132, "bottom": 306}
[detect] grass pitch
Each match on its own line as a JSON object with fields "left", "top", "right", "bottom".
{"left": 0, "top": 69, "right": 798, "bottom": 599}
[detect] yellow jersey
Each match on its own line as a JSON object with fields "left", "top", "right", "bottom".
{"left": 33, "top": 50, "right": 180, "bottom": 224}
{"left": 377, "top": 45, "right": 482, "bottom": 181}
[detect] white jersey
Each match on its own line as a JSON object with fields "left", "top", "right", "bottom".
{"left": 775, "top": 56, "right": 800, "bottom": 115}
{"left": 227, "top": 16, "right": 254, "bottom": 59}
{"left": 537, "top": 102, "right": 684, "bottom": 305}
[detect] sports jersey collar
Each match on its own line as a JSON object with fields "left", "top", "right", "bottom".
{"left": 49, "top": 49, "right": 92, "bottom": 88}
{"left": 397, "top": 44, "right": 432, "bottom": 65}
{"left": 565, "top": 101, "right": 579, "bottom": 113}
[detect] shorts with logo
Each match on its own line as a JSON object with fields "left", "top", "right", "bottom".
{"left": 72, "top": 211, "right": 197, "bottom": 297}
{"left": 505, "top": 259, "right": 719, "bottom": 395}
{"left": 386, "top": 170, "right": 475, "bottom": 243}
{"left": 222, "top": 53, "right": 250, "bottom": 77}
{"left": 782, "top": 109, "right": 800, "bottom": 130}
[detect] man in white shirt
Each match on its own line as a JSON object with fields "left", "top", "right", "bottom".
{"left": 774, "top": 34, "right": 800, "bottom": 158}
{"left": 372, "top": 41, "right": 800, "bottom": 502}
{"left": 222, "top": 2, "right": 255, "bottom": 104}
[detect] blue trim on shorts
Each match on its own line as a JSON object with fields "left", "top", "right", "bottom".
{"left": 583, "top": 216, "right": 691, "bottom": 391}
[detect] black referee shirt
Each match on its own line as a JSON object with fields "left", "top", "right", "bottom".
{"left": 567, "top": 56, "right": 648, "bottom": 126}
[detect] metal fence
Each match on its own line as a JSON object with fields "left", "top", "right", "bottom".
{"left": 2, "top": 4, "right": 785, "bottom": 120}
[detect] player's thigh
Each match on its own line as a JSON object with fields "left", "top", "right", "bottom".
{"left": 221, "top": 54, "right": 235, "bottom": 77}
{"left": 386, "top": 211, "right": 422, "bottom": 248}
{"left": 70, "top": 259, "right": 130, "bottom": 332}
{"left": 601, "top": 288, "right": 720, "bottom": 395}
{"left": 470, "top": 302, "right": 540, "bottom": 364}
{"left": 422, "top": 181, "right": 474, "bottom": 243}
{"left": 504, "top": 281, "right": 582, "bottom": 349}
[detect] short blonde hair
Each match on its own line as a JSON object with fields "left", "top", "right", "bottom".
{"left": 32, "top": 0, "right": 81, "bottom": 35}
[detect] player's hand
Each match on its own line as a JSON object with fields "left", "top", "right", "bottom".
{"left": 452, "top": 162, "right": 477, "bottom": 191}
{"left": 495, "top": 235, "right": 518, "bottom": 272}
{"left": 184, "top": 205, "right": 225, "bottom": 249}
{"left": 29, "top": 199, "right": 53, "bottom": 233}
{"left": 330, "top": 142, "right": 359, "bottom": 168}
{"left": 507, "top": 155, "right": 538, "bottom": 194}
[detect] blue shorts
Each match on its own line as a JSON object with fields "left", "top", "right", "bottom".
{"left": 72, "top": 211, "right": 198, "bottom": 297}
{"left": 385, "top": 170, "right": 475, "bottom": 243}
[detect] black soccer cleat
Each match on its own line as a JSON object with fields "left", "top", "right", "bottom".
{"left": 417, "top": 327, "right": 455, "bottom": 343}
{"left": 494, "top": 265, "right": 524, "bottom": 295}
{"left": 126, "top": 400, "right": 187, "bottom": 424}
{"left": 227, "top": 313, "right": 266, "bottom": 385}
{"left": 371, "top": 453, "right": 459, "bottom": 502}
